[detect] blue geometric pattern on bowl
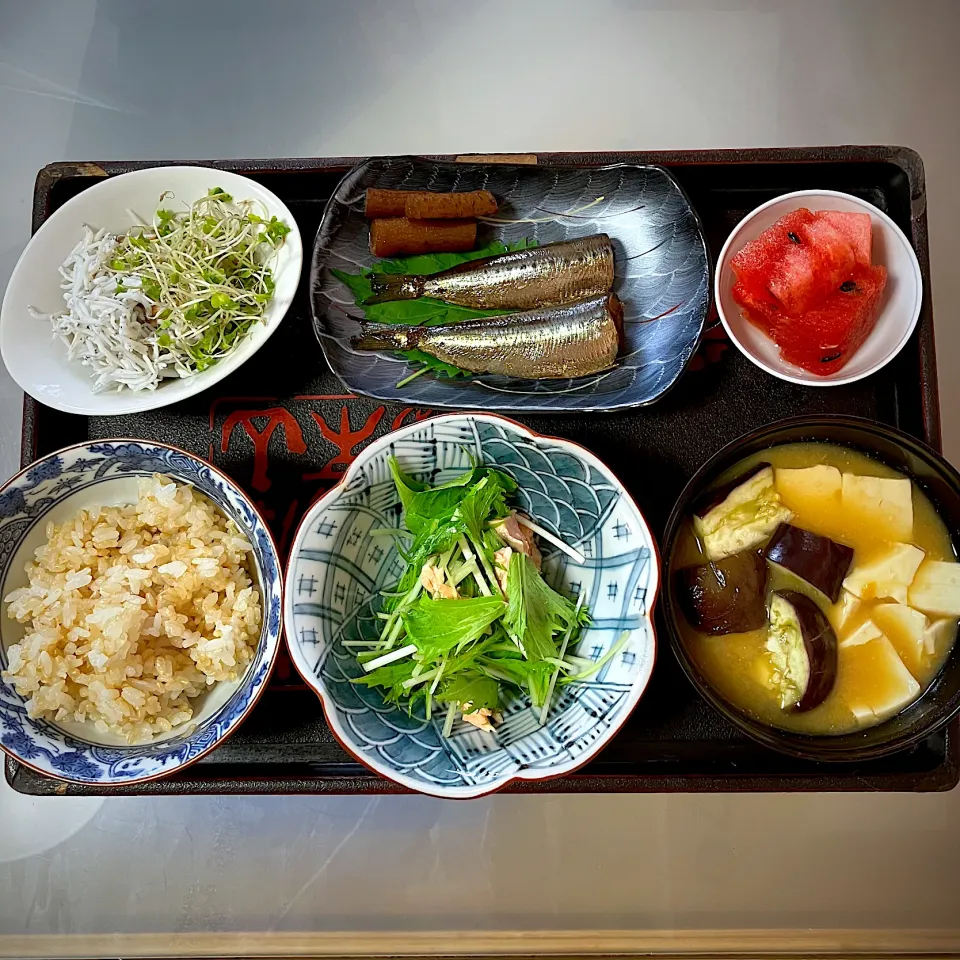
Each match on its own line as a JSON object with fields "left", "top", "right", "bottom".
{"left": 285, "top": 414, "right": 658, "bottom": 798}
{"left": 310, "top": 156, "right": 711, "bottom": 413}
{"left": 0, "top": 441, "right": 282, "bottom": 786}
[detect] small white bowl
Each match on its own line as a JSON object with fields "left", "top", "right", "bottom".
{"left": 0, "top": 166, "right": 302, "bottom": 416}
{"left": 715, "top": 189, "right": 922, "bottom": 386}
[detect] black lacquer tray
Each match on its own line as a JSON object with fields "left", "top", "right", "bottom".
{"left": 8, "top": 147, "right": 957, "bottom": 795}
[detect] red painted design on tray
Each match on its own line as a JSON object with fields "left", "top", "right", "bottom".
{"left": 303, "top": 406, "right": 386, "bottom": 482}
{"left": 221, "top": 407, "right": 307, "bottom": 492}
{"left": 210, "top": 394, "right": 431, "bottom": 686}
{"left": 391, "top": 407, "right": 433, "bottom": 431}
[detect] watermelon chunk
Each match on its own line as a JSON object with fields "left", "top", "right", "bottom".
{"left": 732, "top": 280, "right": 779, "bottom": 335}
{"left": 770, "top": 264, "right": 887, "bottom": 375}
{"left": 767, "top": 218, "right": 856, "bottom": 314}
{"left": 817, "top": 211, "right": 873, "bottom": 265}
{"left": 729, "top": 205, "right": 886, "bottom": 376}
{"left": 800, "top": 217, "right": 858, "bottom": 275}
{"left": 731, "top": 209, "right": 816, "bottom": 303}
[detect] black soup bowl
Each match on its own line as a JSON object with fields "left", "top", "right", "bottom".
{"left": 661, "top": 414, "right": 960, "bottom": 762}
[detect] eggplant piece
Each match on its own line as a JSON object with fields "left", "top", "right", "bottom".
{"left": 676, "top": 550, "right": 768, "bottom": 635}
{"left": 764, "top": 522, "right": 854, "bottom": 603}
{"left": 692, "top": 464, "right": 793, "bottom": 560}
{"left": 765, "top": 591, "right": 838, "bottom": 712}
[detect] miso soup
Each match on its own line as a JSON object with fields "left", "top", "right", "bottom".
{"left": 673, "top": 442, "right": 958, "bottom": 735}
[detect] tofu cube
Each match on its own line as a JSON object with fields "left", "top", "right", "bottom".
{"left": 841, "top": 473, "right": 914, "bottom": 542}
{"left": 842, "top": 542, "right": 925, "bottom": 604}
{"left": 775, "top": 465, "right": 842, "bottom": 511}
{"left": 870, "top": 602, "right": 929, "bottom": 679}
{"left": 908, "top": 560, "right": 960, "bottom": 617}
{"left": 922, "top": 618, "right": 957, "bottom": 657}
{"left": 831, "top": 589, "right": 862, "bottom": 633}
{"left": 839, "top": 620, "right": 883, "bottom": 648}
{"left": 838, "top": 628, "right": 921, "bottom": 723}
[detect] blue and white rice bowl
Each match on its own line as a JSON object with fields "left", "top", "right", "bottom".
{"left": 0, "top": 440, "right": 282, "bottom": 786}
{"left": 285, "top": 413, "right": 659, "bottom": 798}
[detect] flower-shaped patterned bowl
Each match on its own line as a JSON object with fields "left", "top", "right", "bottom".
{"left": 285, "top": 414, "right": 659, "bottom": 798}
{"left": 0, "top": 440, "right": 282, "bottom": 786}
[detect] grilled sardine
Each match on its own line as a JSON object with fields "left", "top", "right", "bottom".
{"left": 352, "top": 294, "right": 623, "bottom": 380}
{"left": 365, "top": 234, "right": 615, "bottom": 310}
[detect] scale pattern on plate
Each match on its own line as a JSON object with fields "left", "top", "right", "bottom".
{"left": 310, "top": 157, "right": 710, "bottom": 412}
{"left": 0, "top": 442, "right": 281, "bottom": 784}
{"left": 288, "top": 417, "right": 657, "bottom": 794}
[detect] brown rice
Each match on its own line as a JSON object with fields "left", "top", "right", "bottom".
{"left": 2, "top": 474, "right": 261, "bottom": 743}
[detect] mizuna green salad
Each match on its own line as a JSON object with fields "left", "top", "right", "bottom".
{"left": 352, "top": 458, "right": 616, "bottom": 735}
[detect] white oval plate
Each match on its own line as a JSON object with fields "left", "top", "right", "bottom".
{"left": 0, "top": 166, "right": 302, "bottom": 416}
{"left": 715, "top": 189, "right": 922, "bottom": 386}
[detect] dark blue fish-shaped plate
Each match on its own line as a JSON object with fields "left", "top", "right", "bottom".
{"left": 310, "top": 156, "right": 710, "bottom": 413}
